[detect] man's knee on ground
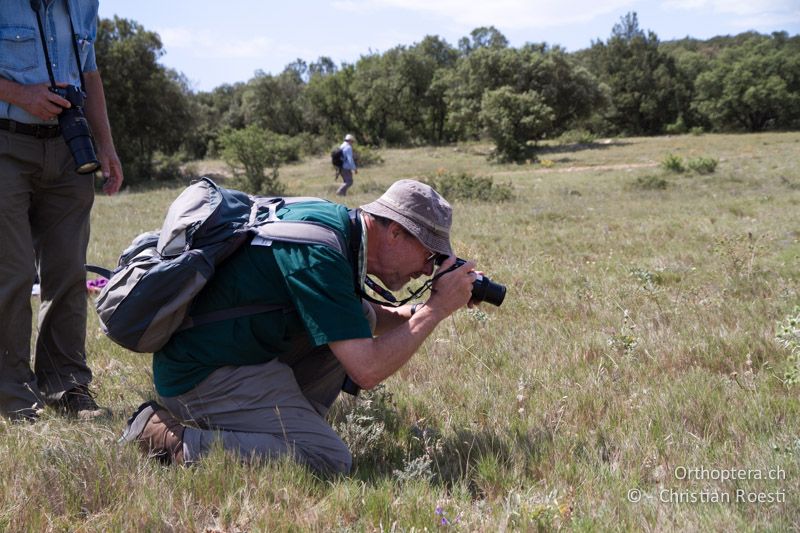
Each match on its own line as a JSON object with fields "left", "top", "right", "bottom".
{"left": 305, "top": 444, "right": 352, "bottom": 475}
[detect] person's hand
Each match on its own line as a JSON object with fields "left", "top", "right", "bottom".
{"left": 425, "top": 256, "right": 476, "bottom": 318}
{"left": 17, "top": 82, "right": 70, "bottom": 122}
{"left": 97, "top": 146, "right": 124, "bottom": 195}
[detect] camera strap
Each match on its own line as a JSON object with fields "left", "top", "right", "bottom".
{"left": 30, "top": 0, "right": 87, "bottom": 91}
{"left": 348, "top": 207, "right": 430, "bottom": 307}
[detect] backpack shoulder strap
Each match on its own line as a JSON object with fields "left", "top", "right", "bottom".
{"left": 178, "top": 303, "right": 288, "bottom": 331}
{"left": 250, "top": 196, "right": 348, "bottom": 255}
{"left": 180, "top": 199, "right": 352, "bottom": 333}
{"left": 252, "top": 221, "right": 346, "bottom": 255}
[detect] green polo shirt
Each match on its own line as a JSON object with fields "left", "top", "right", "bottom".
{"left": 152, "top": 201, "right": 371, "bottom": 397}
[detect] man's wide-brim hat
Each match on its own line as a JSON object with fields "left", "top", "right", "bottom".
{"left": 361, "top": 179, "right": 453, "bottom": 257}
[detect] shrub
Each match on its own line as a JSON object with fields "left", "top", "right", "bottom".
{"left": 150, "top": 152, "right": 185, "bottom": 181}
{"left": 687, "top": 157, "right": 718, "bottom": 174}
{"left": 479, "top": 86, "right": 554, "bottom": 163}
{"left": 421, "top": 171, "right": 513, "bottom": 202}
{"left": 294, "top": 132, "right": 332, "bottom": 158}
{"left": 354, "top": 145, "right": 384, "bottom": 168}
{"left": 777, "top": 306, "right": 800, "bottom": 386}
{"left": 633, "top": 174, "right": 669, "bottom": 190}
{"left": 660, "top": 153, "right": 685, "bottom": 173}
{"left": 556, "top": 129, "right": 597, "bottom": 145}
{"left": 665, "top": 116, "right": 688, "bottom": 135}
{"left": 219, "top": 125, "right": 293, "bottom": 195}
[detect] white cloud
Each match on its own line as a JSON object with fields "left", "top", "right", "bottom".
{"left": 331, "top": 0, "right": 360, "bottom": 12}
{"left": 337, "top": 0, "right": 799, "bottom": 32}
{"left": 343, "top": 0, "right": 638, "bottom": 29}
{"left": 156, "top": 26, "right": 273, "bottom": 59}
{"left": 662, "top": 0, "right": 799, "bottom": 17}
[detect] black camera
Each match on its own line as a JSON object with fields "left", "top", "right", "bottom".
{"left": 50, "top": 85, "right": 100, "bottom": 175}
{"left": 437, "top": 256, "right": 506, "bottom": 306}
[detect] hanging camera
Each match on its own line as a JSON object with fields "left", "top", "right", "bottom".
{"left": 31, "top": 0, "right": 101, "bottom": 175}
{"left": 49, "top": 85, "right": 100, "bottom": 174}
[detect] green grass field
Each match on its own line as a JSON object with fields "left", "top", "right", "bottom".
{"left": 3, "top": 132, "right": 799, "bottom": 531}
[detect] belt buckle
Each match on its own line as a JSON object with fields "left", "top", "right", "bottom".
{"left": 36, "top": 123, "right": 58, "bottom": 139}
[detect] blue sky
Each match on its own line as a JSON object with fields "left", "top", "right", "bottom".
{"left": 97, "top": 0, "right": 800, "bottom": 92}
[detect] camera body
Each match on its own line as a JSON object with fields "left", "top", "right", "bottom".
{"left": 437, "top": 257, "right": 506, "bottom": 306}
{"left": 50, "top": 85, "right": 100, "bottom": 174}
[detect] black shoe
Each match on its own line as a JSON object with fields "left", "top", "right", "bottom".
{"left": 54, "top": 384, "right": 106, "bottom": 420}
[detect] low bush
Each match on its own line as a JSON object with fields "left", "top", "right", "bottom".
{"left": 150, "top": 152, "right": 198, "bottom": 181}
{"left": 421, "top": 171, "right": 513, "bottom": 202}
{"left": 687, "top": 156, "right": 718, "bottom": 174}
{"left": 661, "top": 153, "right": 718, "bottom": 175}
{"left": 556, "top": 129, "right": 597, "bottom": 145}
{"left": 633, "top": 174, "right": 669, "bottom": 190}
{"left": 661, "top": 153, "right": 685, "bottom": 173}
{"left": 219, "top": 125, "right": 295, "bottom": 195}
{"left": 354, "top": 145, "right": 384, "bottom": 168}
{"left": 665, "top": 116, "right": 688, "bottom": 135}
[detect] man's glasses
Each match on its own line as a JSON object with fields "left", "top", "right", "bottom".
{"left": 425, "top": 251, "right": 448, "bottom": 265}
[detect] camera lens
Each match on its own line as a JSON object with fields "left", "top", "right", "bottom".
{"left": 471, "top": 275, "right": 506, "bottom": 306}
{"left": 436, "top": 256, "right": 506, "bottom": 306}
{"left": 52, "top": 86, "right": 100, "bottom": 174}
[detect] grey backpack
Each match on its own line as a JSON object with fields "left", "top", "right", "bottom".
{"left": 93, "top": 177, "right": 349, "bottom": 353}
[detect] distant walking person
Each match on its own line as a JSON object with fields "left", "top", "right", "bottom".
{"left": 336, "top": 134, "right": 357, "bottom": 196}
{"left": 0, "top": 0, "right": 124, "bottom": 421}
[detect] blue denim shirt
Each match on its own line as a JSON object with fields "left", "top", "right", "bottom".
{"left": 340, "top": 141, "right": 356, "bottom": 171}
{"left": 0, "top": 0, "right": 98, "bottom": 124}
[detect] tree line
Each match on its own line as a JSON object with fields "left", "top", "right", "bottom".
{"left": 95, "top": 12, "right": 800, "bottom": 185}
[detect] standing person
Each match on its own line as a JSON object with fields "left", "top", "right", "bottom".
{"left": 336, "top": 133, "right": 357, "bottom": 196}
{"left": 121, "top": 180, "right": 479, "bottom": 474}
{"left": 0, "top": 0, "right": 124, "bottom": 421}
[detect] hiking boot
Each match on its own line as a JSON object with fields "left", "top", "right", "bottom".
{"left": 119, "top": 401, "right": 185, "bottom": 464}
{"left": 53, "top": 384, "right": 107, "bottom": 420}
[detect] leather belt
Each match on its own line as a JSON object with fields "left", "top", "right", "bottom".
{"left": 0, "top": 118, "right": 61, "bottom": 139}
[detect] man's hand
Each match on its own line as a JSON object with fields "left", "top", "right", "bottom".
{"left": 17, "top": 82, "right": 70, "bottom": 122}
{"left": 83, "top": 71, "right": 124, "bottom": 195}
{"left": 97, "top": 145, "right": 123, "bottom": 195}
{"left": 424, "top": 256, "right": 477, "bottom": 319}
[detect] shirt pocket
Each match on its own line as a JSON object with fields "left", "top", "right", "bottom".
{"left": 0, "top": 26, "right": 39, "bottom": 72}
{"left": 69, "top": 1, "right": 98, "bottom": 71}
{"left": 73, "top": 34, "right": 94, "bottom": 71}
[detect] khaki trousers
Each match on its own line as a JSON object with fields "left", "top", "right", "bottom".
{"left": 0, "top": 129, "right": 94, "bottom": 419}
{"left": 158, "top": 342, "right": 352, "bottom": 474}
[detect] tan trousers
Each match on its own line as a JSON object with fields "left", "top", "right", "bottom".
{"left": 0, "top": 129, "right": 95, "bottom": 419}
{"left": 158, "top": 343, "right": 352, "bottom": 474}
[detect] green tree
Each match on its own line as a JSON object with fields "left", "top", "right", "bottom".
{"left": 305, "top": 62, "right": 359, "bottom": 140}
{"left": 479, "top": 86, "right": 554, "bottom": 162}
{"left": 586, "top": 12, "right": 682, "bottom": 135}
{"left": 350, "top": 52, "right": 403, "bottom": 143}
{"left": 692, "top": 33, "right": 800, "bottom": 131}
{"left": 458, "top": 26, "right": 509, "bottom": 55}
{"left": 184, "top": 82, "right": 247, "bottom": 159}
{"left": 241, "top": 65, "right": 308, "bottom": 136}
{"left": 95, "top": 17, "right": 193, "bottom": 183}
{"left": 447, "top": 43, "right": 603, "bottom": 140}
